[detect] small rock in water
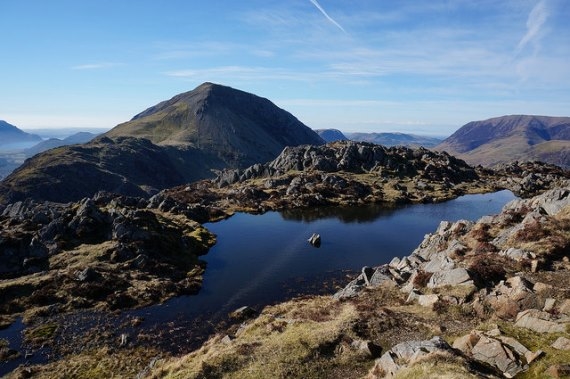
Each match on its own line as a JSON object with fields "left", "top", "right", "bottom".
{"left": 308, "top": 233, "right": 321, "bottom": 247}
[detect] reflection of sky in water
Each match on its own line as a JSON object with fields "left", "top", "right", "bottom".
{"left": 0, "top": 190, "right": 516, "bottom": 375}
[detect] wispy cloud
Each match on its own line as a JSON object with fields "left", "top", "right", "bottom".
{"left": 516, "top": 0, "right": 549, "bottom": 54}
{"left": 309, "top": 0, "right": 347, "bottom": 34}
{"left": 71, "top": 62, "right": 123, "bottom": 70}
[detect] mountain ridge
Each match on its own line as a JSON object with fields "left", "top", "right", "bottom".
{"left": 436, "top": 115, "right": 570, "bottom": 167}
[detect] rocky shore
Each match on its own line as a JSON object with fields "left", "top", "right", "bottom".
{"left": 144, "top": 183, "right": 570, "bottom": 378}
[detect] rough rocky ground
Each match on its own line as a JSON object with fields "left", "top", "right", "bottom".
{"left": 152, "top": 142, "right": 568, "bottom": 219}
{"left": 1, "top": 141, "right": 569, "bottom": 377}
{"left": 0, "top": 192, "right": 215, "bottom": 363}
{"left": 144, "top": 184, "right": 570, "bottom": 379}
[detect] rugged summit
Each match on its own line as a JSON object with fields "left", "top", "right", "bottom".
{"left": 436, "top": 115, "right": 570, "bottom": 167}
{"left": 0, "top": 83, "right": 324, "bottom": 205}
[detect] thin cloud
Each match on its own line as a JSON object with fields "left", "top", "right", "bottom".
{"left": 517, "top": 0, "right": 549, "bottom": 53}
{"left": 309, "top": 0, "right": 347, "bottom": 34}
{"left": 71, "top": 62, "right": 123, "bottom": 70}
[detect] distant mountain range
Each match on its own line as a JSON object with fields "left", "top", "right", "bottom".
{"left": 0, "top": 120, "right": 42, "bottom": 149}
{"left": 435, "top": 115, "right": 570, "bottom": 168}
{"left": 346, "top": 132, "right": 443, "bottom": 148}
{"left": 24, "top": 132, "right": 98, "bottom": 156}
{"left": 0, "top": 83, "right": 324, "bottom": 204}
{"left": 315, "top": 128, "right": 442, "bottom": 147}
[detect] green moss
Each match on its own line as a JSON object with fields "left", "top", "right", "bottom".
{"left": 24, "top": 323, "right": 58, "bottom": 345}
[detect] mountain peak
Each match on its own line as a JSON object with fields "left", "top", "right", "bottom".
{"left": 106, "top": 83, "right": 324, "bottom": 166}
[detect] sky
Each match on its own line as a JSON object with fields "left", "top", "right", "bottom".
{"left": 1, "top": 0, "right": 569, "bottom": 137}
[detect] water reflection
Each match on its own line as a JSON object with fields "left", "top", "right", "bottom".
{"left": 280, "top": 202, "right": 400, "bottom": 223}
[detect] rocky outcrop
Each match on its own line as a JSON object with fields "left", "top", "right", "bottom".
{"left": 331, "top": 183, "right": 570, "bottom": 378}
{"left": 215, "top": 141, "right": 478, "bottom": 187}
{"left": 0, "top": 192, "right": 215, "bottom": 326}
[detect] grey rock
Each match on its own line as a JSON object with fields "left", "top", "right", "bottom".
{"left": 427, "top": 268, "right": 473, "bottom": 288}
{"left": 471, "top": 335, "right": 526, "bottom": 378}
{"left": 307, "top": 233, "right": 321, "bottom": 247}
{"left": 423, "top": 255, "right": 456, "bottom": 273}
{"left": 333, "top": 277, "right": 365, "bottom": 300}
{"left": 368, "top": 336, "right": 453, "bottom": 378}
{"left": 515, "top": 309, "right": 569, "bottom": 333}
{"left": 76, "top": 267, "right": 98, "bottom": 282}
{"left": 551, "top": 336, "right": 570, "bottom": 350}
{"left": 418, "top": 294, "right": 439, "bottom": 307}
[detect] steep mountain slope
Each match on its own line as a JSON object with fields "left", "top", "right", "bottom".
{"left": 0, "top": 83, "right": 324, "bottom": 205}
{"left": 0, "top": 120, "right": 41, "bottom": 149}
{"left": 347, "top": 132, "right": 443, "bottom": 148}
{"left": 106, "top": 82, "right": 324, "bottom": 168}
{"left": 435, "top": 115, "right": 570, "bottom": 167}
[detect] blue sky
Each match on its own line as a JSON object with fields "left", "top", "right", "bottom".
{"left": 1, "top": 0, "right": 569, "bottom": 136}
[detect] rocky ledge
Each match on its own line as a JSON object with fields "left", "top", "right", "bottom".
{"left": 143, "top": 183, "right": 570, "bottom": 379}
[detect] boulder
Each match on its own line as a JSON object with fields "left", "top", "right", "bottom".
{"left": 423, "top": 255, "right": 456, "bottom": 273}
{"left": 514, "top": 309, "right": 569, "bottom": 333}
{"left": 350, "top": 339, "right": 383, "bottom": 358}
{"left": 551, "top": 336, "right": 570, "bottom": 351}
{"left": 369, "top": 266, "right": 396, "bottom": 287}
{"left": 427, "top": 268, "right": 473, "bottom": 288}
{"left": 418, "top": 294, "right": 439, "bottom": 307}
{"left": 229, "top": 306, "right": 257, "bottom": 321}
{"left": 307, "top": 233, "right": 321, "bottom": 247}
{"left": 485, "top": 276, "right": 539, "bottom": 319}
{"left": 471, "top": 335, "right": 526, "bottom": 378}
{"left": 333, "top": 277, "right": 365, "bottom": 300}
{"left": 367, "top": 336, "right": 453, "bottom": 378}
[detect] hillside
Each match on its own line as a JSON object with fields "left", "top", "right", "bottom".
{"left": 0, "top": 120, "right": 41, "bottom": 149}
{"left": 435, "top": 115, "right": 570, "bottom": 167}
{"left": 0, "top": 83, "right": 324, "bottom": 205}
{"left": 347, "top": 132, "right": 443, "bottom": 148}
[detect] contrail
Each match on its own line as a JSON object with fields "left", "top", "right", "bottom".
{"left": 309, "top": 0, "right": 347, "bottom": 34}
{"left": 517, "top": 0, "right": 549, "bottom": 53}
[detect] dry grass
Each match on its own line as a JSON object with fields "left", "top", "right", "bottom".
{"left": 394, "top": 351, "right": 482, "bottom": 379}
{"left": 149, "top": 296, "right": 365, "bottom": 379}
{"left": 6, "top": 346, "right": 163, "bottom": 379}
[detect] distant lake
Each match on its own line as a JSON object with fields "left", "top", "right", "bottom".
{"left": 0, "top": 190, "right": 515, "bottom": 374}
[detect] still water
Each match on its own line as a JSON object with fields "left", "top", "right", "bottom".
{"left": 0, "top": 190, "right": 515, "bottom": 373}
{"left": 131, "top": 190, "right": 515, "bottom": 336}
